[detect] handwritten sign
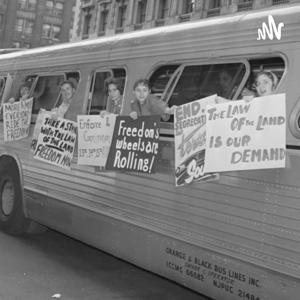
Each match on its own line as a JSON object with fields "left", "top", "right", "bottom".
{"left": 106, "top": 116, "right": 160, "bottom": 173}
{"left": 204, "top": 94, "right": 286, "bottom": 173}
{"left": 3, "top": 98, "right": 33, "bottom": 142}
{"left": 77, "top": 114, "right": 116, "bottom": 166}
{"left": 31, "top": 109, "right": 47, "bottom": 151}
{"left": 33, "top": 114, "right": 77, "bottom": 170}
{"left": 174, "top": 95, "right": 218, "bottom": 186}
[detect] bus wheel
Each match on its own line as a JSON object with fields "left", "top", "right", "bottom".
{"left": 0, "top": 162, "right": 30, "bottom": 235}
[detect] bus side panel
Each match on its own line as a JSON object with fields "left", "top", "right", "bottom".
{"left": 20, "top": 132, "right": 300, "bottom": 277}
{"left": 23, "top": 189, "right": 300, "bottom": 300}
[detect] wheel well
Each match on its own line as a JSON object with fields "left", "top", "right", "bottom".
{"left": 0, "top": 155, "right": 22, "bottom": 177}
{"left": 0, "top": 155, "right": 46, "bottom": 235}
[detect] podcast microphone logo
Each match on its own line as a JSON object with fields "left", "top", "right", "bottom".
{"left": 257, "top": 15, "right": 284, "bottom": 41}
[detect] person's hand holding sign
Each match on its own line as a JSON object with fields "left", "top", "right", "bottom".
{"left": 130, "top": 111, "right": 138, "bottom": 120}
{"left": 243, "top": 95, "right": 254, "bottom": 102}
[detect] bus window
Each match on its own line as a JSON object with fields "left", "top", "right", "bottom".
{"left": 0, "top": 75, "right": 8, "bottom": 120}
{"left": 5, "top": 74, "right": 37, "bottom": 103}
{"left": 0, "top": 76, "right": 6, "bottom": 100}
{"left": 167, "top": 63, "right": 246, "bottom": 108}
{"left": 66, "top": 71, "right": 80, "bottom": 83}
{"left": 88, "top": 71, "right": 111, "bottom": 115}
{"left": 113, "top": 68, "right": 126, "bottom": 82}
{"left": 32, "top": 74, "right": 65, "bottom": 114}
{"left": 149, "top": 65, "right": 180, "bottom": 99}
{"left": 239, "top": 57, "right": 285, "bottom": 98}
{"left": 88, "top": 68, "right": 126, "bottom": 115}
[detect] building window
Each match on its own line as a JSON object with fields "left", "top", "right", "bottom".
{"left": 15, "top": 18, "right": 24, "bottom": 32}
{"left": 42, "top": 24, "right": 51, "bottom": 37}
{"left": 237, "top": 0, "right": 253, "bottom": 11}
{"left": 0, "top": 14, "right": 3, "bottom": 29}
{"left": 12, "top": 41, "right": 21, "bottom": 48}
{"left": 207, "top": 0, "right": 220, "bottom": 17}
{"left": 158, "top": 0, "right": 169, "bottom": 19}
{"left": 24, "top": 42, "right": 31, "bottom": 48}
{"left": 208, "top": 0, "right": 220, "bottom": 9}
{"left": 24, "top": 20, "right": 34, "bottom": 34}
{"left": 136, "top": 0, "right": 147, "bottom": 25}
{"left": 55, "top": 2, "right": 64, "bottom": 11}
{"left": 15, "top": 18, "right": 34, "bottom": 35}
{"left": 272, "top": 0, "right": 289, "bottom": 4}
{"left": 179, "top": 0, "right": 195, "bottom": 22}
{"left": 18, "top": 0, "right": 37, "bottom": 11}
{"left": 116, "top": 0, "right": 127, "bottom": 31}
{"left": 46, "top": 0, "right": 54, "bottom": 10}
{"left": 52, "top": 25, "right": 61, "bottom": 39}
{"left": 28, "top": 0, "right": 36, "bottom": 10}
{"left": 98, "top": 3, "right": 110, "bottom": 35}
{"left": 42, "top": 23, "right": 61, "bottom": 40}
{"left": 82, "top": 12, "right": 91, "bottom": 37}
{"left": 46, "top": 0, "right": 64, "bottom": 17}
{"left": 18, "top": 0, "right": 26, "bottom": 9}
{"left": 182, "top": 0, "right": 195, "bottom": 15}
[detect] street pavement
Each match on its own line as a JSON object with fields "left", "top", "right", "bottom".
{"left": 0, "top": 229, "right": 211, "bottom": 300}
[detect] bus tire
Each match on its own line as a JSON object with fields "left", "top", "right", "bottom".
{"left": 0, "top": 160, "right": 30, "bottom": 235}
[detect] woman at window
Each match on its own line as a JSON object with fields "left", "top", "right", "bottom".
{"left": 51, "top": 79, "right": 77, "bottom": 119}
{"left": 104, "top": 77, "right": 124, "bottom": 115}
{"left": 8, "top": 81, "right": 31, "bottom": 103}
{"left": 254, "top": 70, "right": 278, "bottom": 97}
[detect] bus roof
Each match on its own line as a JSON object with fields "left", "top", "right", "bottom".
{"left": 0, "top": 4, "right": 299, "bottom": 66}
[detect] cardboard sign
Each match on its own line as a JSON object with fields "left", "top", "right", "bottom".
{"left": 33, "top": 114, "right": 77, "bottom": 170}
{"left": 3, "top": 98, "right": 33, "bottom": 142}
{"left": 77, "top": 114, "right": 116, "bottom": 166}
{"left": 31, "top": 109, "right": 47, "bottom": 151}
{"left": 106, "top": 116, "right": 160, "bottom": 173}
{"left": 174, "top": 95, "right": 218, "bottom": 186}
{"left": 204, "top": 94, "right": 286, "bottom": 173}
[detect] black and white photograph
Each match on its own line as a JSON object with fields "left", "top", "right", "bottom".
{"left": 0, "top": 0, "right": 298, "bottom": 299}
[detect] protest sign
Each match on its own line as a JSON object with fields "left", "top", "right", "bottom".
{"left": 106, "top": 116, "right": 160, "bottom": 173}
{"left": 33, "top": 114, "right": 77, "bottom": 170}
{"left": 31, "top": 109, "right": 47, "bottom": 151}
{"left": 174, "top": 95, "right": 218, "bottom": 186}
{"left": 77, "top": 114, "right": 116, "bottom": 166}
{"left": 3, "top": 98, "right": 33, "bottom": 142}
{"left": 204, "top": 94, "right": 286, "bottom": 173}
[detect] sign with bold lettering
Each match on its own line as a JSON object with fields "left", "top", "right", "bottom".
{"left": 204, "top": 94, "right": 286, "bottom": 173}
{"left": 174, "top": 95, "right": 218, "bottom": 186}
{"left": 3, "top": 98, "right": 33, "bottom": 142}
{"left": 106, "top": 116, "right": 160, "bottom": 173}
{"left": 77, "top": 114, "right": 116, "bottom": 166}
{"left": 33, "top": 114, "right": 77, "bottom": 170}
{"left": 31, "top": 109, "right": 47, "bottom": 151}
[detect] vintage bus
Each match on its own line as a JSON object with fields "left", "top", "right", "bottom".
{"left": 0, "top": 4, "right": 299, "bottom": 300}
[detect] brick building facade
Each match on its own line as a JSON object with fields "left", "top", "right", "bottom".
{"left": 71, "top": 0, "right": 300, "bottom": 41}
{"left": 0, "top": 0, "right": 75, "bottom": 49}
